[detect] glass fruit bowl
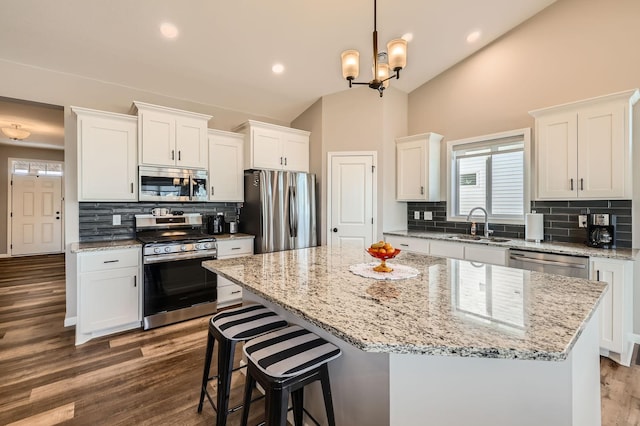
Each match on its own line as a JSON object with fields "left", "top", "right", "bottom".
{"left": 366, "top": 248, "right": 401, "bottom": 273}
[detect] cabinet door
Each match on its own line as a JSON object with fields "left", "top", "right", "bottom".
{"left": 591, "top": 258, "right": 625, "bottom": 353}
{"left": 79, "top": 267, "right": 139, "bottom": 333}
{"left": 78, "top": 114, "right": 137, "bottom": 201}
{"left": 139, "top": 110, "right": 176, "bottom": 166}
{"left": 464, "top": 245, "right": 507, "bottom": 266}
{"left": 385, "top": 235, "right": 429, "bottom": 254}
{"left": 536, "top": 112, "right": 578, "bottom": 199}
{"left": 396, "top": 140, "right": 426, "bottom": 201}
{"left": 209, "top": 135, "right": 244, "bottom": 202}
{"left": 577, "top": 103, "right": 626, "bottom": 198}
{"left": 251, "top": 127, "right": 284, "bottom": 170}
{"left": 282, "top": 132, "right": 309, "bottom": 172}
{"left": 176, "top": 116, "right": 208, "bottom": 169}
{"left": 429, "top": 241, "right": 465, "bottom": 259}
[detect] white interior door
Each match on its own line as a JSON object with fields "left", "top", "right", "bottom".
{"left": 328, "top": 153, "right": 375, "bottom": 249}
{"left": 11, "top": 175, "right": 63, "bottom": 256}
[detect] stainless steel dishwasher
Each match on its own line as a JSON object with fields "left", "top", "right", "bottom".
{"left": 508, "top": 249, "right": 589, "bottom": 279}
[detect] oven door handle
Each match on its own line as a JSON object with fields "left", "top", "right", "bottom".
{"left": 143, "top": 251, "right": 217, "bottom": 264}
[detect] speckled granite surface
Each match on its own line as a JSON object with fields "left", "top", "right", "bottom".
{"left": 384, "top": 230, "right": 639, "bottom": 260}
{"left": 214, "top": 233, "right": 255, "bottom": 241}
{"left": 203, "top": 246, "right": 607, "bottom": 361}
{"left": 70, "top": 239, "right": 141, "bottom": 253}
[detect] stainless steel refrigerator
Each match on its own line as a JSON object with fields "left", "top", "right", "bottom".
{"left": 240, "top": 170, "right": 317, "bottom": 254}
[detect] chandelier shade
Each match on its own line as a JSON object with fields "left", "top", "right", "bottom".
{"left": 2, "top": 124, "right": 30, "bottom": 140}
{"left": 340, "top": 0, "right": 407, "bottom": 97}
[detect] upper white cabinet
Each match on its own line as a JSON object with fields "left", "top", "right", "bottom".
{"left": 233, "top": 120, "right": 310, "bottom": 172}
{"left": 396, "top": 133, "right": 442, "bottom": 201}
{"left": 590, "top": 257, "right": 633, "bottom": 365}
{"left": 72, "top": 106, "right": 138, "bottom": 201}
{"left": 530, "top": 89, "right": 639, "bottom": 200}
{"left": 133, "top": 101, "right": 211, "bottom": 169}
{"left": 208, "top": 129, "right": 244, "bottom": 202}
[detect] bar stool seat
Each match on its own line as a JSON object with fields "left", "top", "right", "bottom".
{"left": 197, "top": 304, "right": 288, "bottom": 426}
{"left": 241, "top": 325, "right": 342, "bottom": 426}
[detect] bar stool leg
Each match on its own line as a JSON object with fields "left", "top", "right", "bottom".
{"left": 319, "top": 365, "right": 337, "bottom": 426}
{"left": 240, "top": 371, "right": 255, "bottom": 426}
{"left": 266, "top": 386, "right": 290, "bottom": 426}
{"left": 291, "top": 388, "right": 304, "bottom": 426}
{"left": 216, "top": 338, "right": 237, "bottom": 426}
{"left": 197, "top": 331, "right": 215, "bottom": 413}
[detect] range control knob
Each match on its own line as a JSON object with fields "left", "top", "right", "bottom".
{"left": 181, "top": 245, "right": 188, "bottom": 251}
{"left": 203, "top": 243, "right": 211, "bottom": 249}
{"left": 153, "top": 247, "right": 161, "bottom": 254}
{"left": 164, "top": 247, "right": 171, "bottom": 253}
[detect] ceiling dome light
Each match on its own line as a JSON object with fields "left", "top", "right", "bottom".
{"left": 160, "top": 22, "right": 179, "bottom": 39}
{"left": 272, "top": 63, "right": 285, "bottom": 74}
{"left": 2, "top": 124, "right": 30, "bottom": 140}
{"left": 466, "top": 31, "right": 481, "bottom": 43}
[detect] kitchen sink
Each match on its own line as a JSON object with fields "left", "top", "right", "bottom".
{"left": 447, "top": 235, "right": 510, "bottom": 243}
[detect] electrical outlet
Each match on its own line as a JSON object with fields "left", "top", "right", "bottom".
{"left": 413, "top": 211, "right": 420, "bottom": 220}
{"left": 112, "top": 214, "right": 121, "bottom": 226}
{"left": 423, "top": 211, "right": 433, "bottom": 220}
{"left": 578, "top": 214, "right": 587, "bottom": 228}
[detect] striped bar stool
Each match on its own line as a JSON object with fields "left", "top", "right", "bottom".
{"left": 197, "top": 304, "right": 288, "bottom": 426}
{"left": 240, "top": 325, "right": 342, "bottom": 426}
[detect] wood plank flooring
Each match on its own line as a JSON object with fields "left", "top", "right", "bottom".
{"left": 1, "top": 254, "right": 640, "bottom": 425}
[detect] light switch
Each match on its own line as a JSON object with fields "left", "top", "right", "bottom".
{"left": 578, "top": 215, "right": 587, "bottom": 228}
{"left": 413, "top": 211, "right": 420, "bottom": 220}
{"left": 423, "top": 211, "right": 433, "bottom": 220}
{"left": 112, "top": 214, "right": 121, "bottom": 226}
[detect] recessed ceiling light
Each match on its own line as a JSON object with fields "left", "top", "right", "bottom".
{"left": 272, "top": 63, "right": 285, "bottom": 74}
{"left": 466, "top": 31, "right": 481, "bottom": 43}
{"left": 401, "top": 33, "right": 413, "bottom": 43}
{"left": 160, "top": 22, "right": 179, "bottom": 39}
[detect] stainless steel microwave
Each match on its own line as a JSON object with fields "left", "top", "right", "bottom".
{"left": 139, "top": 166, "right": 208, "bottom": 202}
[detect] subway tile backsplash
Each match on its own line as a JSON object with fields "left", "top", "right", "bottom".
{"left": 406, "top": 200, "right": 632, "bottom": 248}
{"left": 79, "top": 202, "right": 241, "bottom": 242}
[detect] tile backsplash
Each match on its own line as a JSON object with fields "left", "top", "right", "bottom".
{"left": 79, "top": 202, "right": 241, "bottom": 242}
{"left": 407, "top": 200, "right": 632, "bottom": 248}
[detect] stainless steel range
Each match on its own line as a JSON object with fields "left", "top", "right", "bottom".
{"left": 135, "top": 213, "right": 217, "bottom": 330}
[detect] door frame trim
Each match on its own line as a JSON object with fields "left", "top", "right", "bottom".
{"left": 7, "top": 157, "right": 65, "bottom": 256}
{"left": 326, "top": 151, "right": 378, "bottom": 248}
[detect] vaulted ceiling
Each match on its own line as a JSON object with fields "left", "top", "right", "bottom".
{"left": 0, "top": 0, "right": 556, "bottom": 150}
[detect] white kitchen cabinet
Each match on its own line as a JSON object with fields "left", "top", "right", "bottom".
{"left": 590, "top": 257, "right": 633, "bottom": 364}
{"left": 429, "top": 240, "right": 465, "bottom": 260}
{"left": 385, "top": 235, "right": 429, "bottom": 254}
{"left": 133, "top": 101, "right": 211, "bottom": 169}
{"left": 208, "top": 129, "right": 244, "bottom": 202}
{"left": 72, "top": 107, "right": 137, "bottom": 201}
{"left": 76, "top": 248, "right": 141, "bottom": 345}
{"left": 396, "top": 133, "right": 442, "bottom": 201}
{"left": 531, "top": 89, "right": 639, "bottom": 200}
{"left": 464, "top": 244, "right": 507, "bottom": 266}
{"left": 216, "top": 237, "right": 254, "bottom": 308}
{"left": 234, "top": 120, "right": 310, "bottom": 172}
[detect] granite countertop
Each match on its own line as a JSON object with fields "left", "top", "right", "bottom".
{"left": 203, "top": 246, "right": 607, "bottom": 361}
{"left": 384, "top": 230, "right": 639, "bottom": 261}
{"left": 214, "top": 233, "right": 255, "bottom": 241}
{"left": 71, "top": 239, "right": 141, "bottom": 253}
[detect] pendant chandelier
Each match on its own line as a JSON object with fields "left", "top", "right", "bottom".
{"left": 340, "top": 0, "right": 407, "bottom": 97}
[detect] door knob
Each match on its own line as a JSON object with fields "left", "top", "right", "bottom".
{"left": 332, "top": 228, "right": 338, "bottom": 233}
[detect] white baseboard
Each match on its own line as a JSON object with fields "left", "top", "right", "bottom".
{"left": 629, "top": 333, "right": 640, "bottom": 345}
{"left": 0, "top": 253, "right": 9, "bottom": 258}
{"left": 64, "top": 316, "right": 77, "bottom": 327}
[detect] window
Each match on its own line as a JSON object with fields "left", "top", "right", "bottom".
{"left": 447, "top": 128, "right": 530, "bottom": 224}
{"left": 11, "top": 160, "right": 63, "bottom": 176}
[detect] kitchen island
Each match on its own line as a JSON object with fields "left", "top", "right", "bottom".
{"left": 203, "top": 246, "right": 607, "bottom": 426}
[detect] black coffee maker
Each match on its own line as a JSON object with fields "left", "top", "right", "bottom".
{"left": 586, "top": 214, "right": 615, "bottom": 249}
{"left": 207, "top": 212, "right": 225, "bottom": 235}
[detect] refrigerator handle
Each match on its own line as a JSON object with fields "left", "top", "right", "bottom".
{"left": 292, "top": 186, "right": 298, "bottom": 237}
{"left": 288, "top": 186, "right": 296, "bottom": 237}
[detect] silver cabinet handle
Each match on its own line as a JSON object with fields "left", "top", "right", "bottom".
{"left": 570, "top": 178, "right": 574, "bottom": 190}
{"left": 284, "top": 157, "right": 287, "bottom": 166}
{"left": 134, "top": 276, "right": 137, "bottom": 287}
{"left": 596, "top": 270, "right": 600, "bottom": 281}
{"left": 280, "top": 157, "right": 283, "bottom": 165}
{"left": 171, "top": 150, "right": 175, "bottom": 160}
{"left": 211, "top": 186, "right": 214, "bottom": 195}
{"left": 231, "top": 247, "right": 241, "bottom": 250}
{"left": 130, "top": 182, "right": 134, "bottom": 193}
{"left": 400, "top": 243, "right": 409, "bottom": 247}
{"left": 420, "top": 186, "right": 424, "bottom": 195}
{"left": 580, "top": 178, "right": 584, "bottom": 191}
{"left": 231, "top": 290, "right": 241, "bottom": 295}
{"left": 178, "top": 150, "right": 181, "bottom": 161}
{"left": 103, "top": 259, "right": 119, "bottom": 264}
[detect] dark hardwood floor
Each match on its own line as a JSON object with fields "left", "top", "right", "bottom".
{"left": 0, "top": 254, "right": 265, "bottom": 426}
{"left": 1, "top": 254, "right": 639, "bottom": 425}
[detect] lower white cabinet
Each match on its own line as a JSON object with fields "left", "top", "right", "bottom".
{"left": 76, "top": 247, "right": 141, "bottom": 345}
{"left": 590, "top": 257, "right": 633, "bottom": 364}
{"left": 429, "top": 240, "right": 465, "bottom": 260}
{"left": 385, "top": 235, "right": 429, "bottom": 254}
{"left": 216, "top": 237, "right": 254, "bottom": 308}
{"left": 464, "top": 245, "right": 507, "bottom": 266}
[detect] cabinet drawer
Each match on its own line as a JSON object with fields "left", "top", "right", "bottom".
{"left": 465, "top": 245, "right": 507, "bottom": 266}
{"left": 217, "top": 239, "right": 254, "bottom": 258}
{"left": 429, "top": 241, "right": 465, "bottom": 260}
{"left": 385, "top": 235, "right": 429, "bottom": 254}
{"left": 218, "top": 283, "right": 243, "bottom": 304}
{"left": 79, "top": 249, "right": 140, "bottom": 273}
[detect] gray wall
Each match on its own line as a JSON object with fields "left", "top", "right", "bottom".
{"left": 0, "top": 145, "right": 64, "bottom": 254}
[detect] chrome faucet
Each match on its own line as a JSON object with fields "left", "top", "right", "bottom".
{"left": 466, "top": 207, "right": 492, "bottom": 238}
